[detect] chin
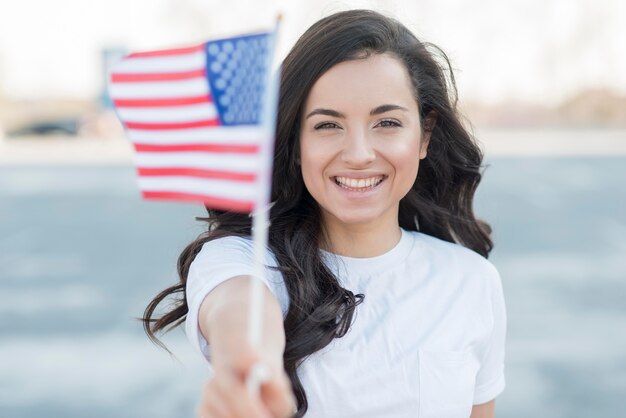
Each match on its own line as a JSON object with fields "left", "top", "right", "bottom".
{"left": 326, "top": 208, "right": 385, "bottom": 227}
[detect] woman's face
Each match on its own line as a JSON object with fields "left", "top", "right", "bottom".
{"left": 299, "top": 53, "right": 430, "bottom": 233}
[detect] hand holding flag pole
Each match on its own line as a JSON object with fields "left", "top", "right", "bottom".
{"left": 109, "top": 16, "right": 283, "bottom": 400}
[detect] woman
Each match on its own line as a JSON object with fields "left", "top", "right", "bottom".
{"left": 144, "top": 9, "right": 506, "bottom": 418}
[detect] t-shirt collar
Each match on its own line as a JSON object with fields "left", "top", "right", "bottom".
{"left": 320, "top": 228, "right": 415, "bottom": 278}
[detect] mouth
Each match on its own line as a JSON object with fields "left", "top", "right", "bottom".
{"left": 332, "top": 175, "right": 387, "bottom": 191}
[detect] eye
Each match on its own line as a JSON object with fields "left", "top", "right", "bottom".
{"left": 314, "top": 121, "right": 341, "bottom": 130}
{"left": 376, "top": 119, "right": 402, "bottom": 128}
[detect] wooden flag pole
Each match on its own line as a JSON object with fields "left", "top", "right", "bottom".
{"left": 246, "top": 14, "right": 282, "bottom": 396}
{"left": 246, "top": 203, "right": 271, "bottom": 395}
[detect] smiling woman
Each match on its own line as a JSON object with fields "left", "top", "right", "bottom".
{"left": 142, "top": 9, "right": 505, "bottom": 418}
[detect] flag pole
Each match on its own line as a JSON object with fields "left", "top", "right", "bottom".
{"left": 246, "top": 14, "right": 282, "bottom": 396}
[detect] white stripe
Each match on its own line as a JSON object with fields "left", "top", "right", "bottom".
{"left": 111, "top": 51, "right": 205, "bottom": 74}
{"left": 138, "top": 176, "right": 259, "bottom": 200}
{"left": 108, "top": 78, "right": 209, "bottom": 99}
{"left": 134, "top": 152, "right": 262, "bottom": 172}
{"left": 126, "top": 126, "right": 267, "bottom": 145}
{"left": 116, "top": 103, "right": 217, "bottom": 124}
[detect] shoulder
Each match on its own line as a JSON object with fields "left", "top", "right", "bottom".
{"left": 197, "top": 234, "right": 254, "bottom": 255}
{"left": 411, "top": 231, "right": 496, "bottom": 269}
{"left": 187, "top": 235, "right": 282, "bottom": 293}
{"left": 198, "top": 236, "right": 253, "bottom": 256}
{"left": 192, "top": 235, "right": 277, "bottom": 269}
{"left": 408, "top": 230, "right": 501, "bottom": 286}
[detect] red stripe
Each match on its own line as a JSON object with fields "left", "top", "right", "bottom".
{"left": 127, "top": 44, "right": 204, "bottom": 58}
{"left": 134, "top": 143, "right": 259, "bottom": 153}
{"left": 138, "top": 167, "right": 256, "bottom": 182}
{"left": 111, "top": 69, "right": 206, "bottom": 83}
{"left": 125, "top": 119, "right": 219, "bottom": 130}
{"left": 142, "top": 191, "right": 253, "bottom": 212}
{"left": 113, "top": 95, "right": 211, "bottom": 108}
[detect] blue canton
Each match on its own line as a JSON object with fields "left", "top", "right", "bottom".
{"left": 205, "top": 33, "right": 271, "bottom": 126}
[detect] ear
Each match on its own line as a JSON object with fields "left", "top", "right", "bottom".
{"left": 419, "top": 111, "right": 437, "bottom": 160}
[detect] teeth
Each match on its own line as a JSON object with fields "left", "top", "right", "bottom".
{"left": 335, "top": 176, "right": 384, "bottom": 189}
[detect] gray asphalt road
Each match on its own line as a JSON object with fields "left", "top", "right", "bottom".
{"left": 1, "top": 156, "right": 625, "bottom": 417}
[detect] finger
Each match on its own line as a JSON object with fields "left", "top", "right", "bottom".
{"left": 217, "top": 370, "right": 271, "bottom": 418}
{"left": 198, "top": 380, "right": 233, "bottom": 418}
{"left": 246, "top": 362, "right": 271, "bottom": 395}
{"left": 261, "top": 374, "right": 297, "bottom": 418}
{"left": 197, "top": 401, "right": 227, "bottom": 418}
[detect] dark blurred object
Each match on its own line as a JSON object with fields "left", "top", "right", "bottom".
{"left": 8, "top": 118, "right": 80, "bottom": 137}
{"left": 0, "top": 99, "right": 123, "bottom": 140}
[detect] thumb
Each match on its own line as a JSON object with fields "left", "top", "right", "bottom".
{"left": 246, "top": 362, "right": 272, "bottom": 395}
{"left": 260, "top": 369, "right": 297, "bottom": 418}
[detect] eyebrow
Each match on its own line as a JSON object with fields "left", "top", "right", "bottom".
{"left": 370, "top": 104, "right": 409, "bottom": 115}
{"left": 305, "top": 108, "right": 345, "bottom": 119}
{"left": 305, "top": 104, "right": 409, "bottom": 120}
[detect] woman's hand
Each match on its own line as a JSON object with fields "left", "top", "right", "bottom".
{"left": 197, "top": 348, "right": 296, "bottom": 418}
{"left": 197, "top": 275, "right": 296, "bottom": 417}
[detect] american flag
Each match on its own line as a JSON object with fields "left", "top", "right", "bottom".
{"left": 108, "top": 33, "right": 276, "bottom": 212}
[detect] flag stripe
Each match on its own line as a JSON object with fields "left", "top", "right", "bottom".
{"left": 111, "top": 69, "right": 206, "bottom": 82}
{"left": 111, "top": 51, "right": 206, "bottom": 73}
{"left": 113, "top": 95, "right": 211, "bottom": 108}
{"left": 142, "top": 191, "right": 253, "bottom": 212}
{"left": 116, "top": 103, "right": 217, "bottom": 123}
{"left": 125, "top": 125, "right": 265, "bottom": 145}
{"left": 135, "top": 152, "right": 261, "bottom": 172}
{"left": 138, "top": 176, "right": 258, "bottom": 200}
{"left": 138, "top": 167, "right": 256, "bottom": 182}
{"left": 125, "top": 119, "right": 219, "bottom": 130}
{"left": 108, "top": 78, "right": 209, "bottom": 99}
{"left": 134, "top": 143, "right": 258, "bottom": 153}
{"left": 128, "top": 44, "right": 204, "bottom": 58}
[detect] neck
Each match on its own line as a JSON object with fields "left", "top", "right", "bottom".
{"left": 321, "top": 216, "right": 402, "bottom": 258}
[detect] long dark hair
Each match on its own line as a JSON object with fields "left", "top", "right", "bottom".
{"left": 143, "top": 9, "right": 492, "bottom": 417}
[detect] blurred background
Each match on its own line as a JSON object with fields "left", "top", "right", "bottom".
{"left": 0, "top": 0, "right": 624, "bottom": 417}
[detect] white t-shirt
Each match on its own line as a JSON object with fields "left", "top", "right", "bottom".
{"left": 185, "top": 229, "right": 506, "bottom": 418}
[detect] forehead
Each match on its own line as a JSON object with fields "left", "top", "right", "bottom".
{"left": 303, "top": 53, "right": 418, "bottom": 112}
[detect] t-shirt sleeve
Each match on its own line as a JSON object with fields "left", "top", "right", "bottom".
{"left": 473, "top": 263, "right": 507, "bottom": 405}
{"left": 184, "top": 236, "right": 289, "bottom": 365}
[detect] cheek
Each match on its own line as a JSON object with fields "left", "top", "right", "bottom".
{"left": 400, "top": 138, "right": 420, "bottom": 156}
{"left": 299, "top": 142, "right": 324, "bottom": 191}
{"left": 397, "top": 154, "right": 420, "bottom": 185}
{"left": 389, "top": 140, "right": 422, "bottom": 187}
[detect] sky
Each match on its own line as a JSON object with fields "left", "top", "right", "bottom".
{"left": 0, "top": 0, "right": 624, "bottom": 106}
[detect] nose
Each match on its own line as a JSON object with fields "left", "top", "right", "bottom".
{"left": 341, "top": 129, "right": 376, "bottom": 167}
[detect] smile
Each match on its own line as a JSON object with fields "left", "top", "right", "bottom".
{"left": 333, "top": 175, "right": 386, "bottom": 190}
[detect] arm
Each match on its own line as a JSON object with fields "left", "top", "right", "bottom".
{"left": 471, "top": 400, "right": 495, "bottom": 418}
{"left": 200, "top": 275, "right": 286, "bottom": 372}
{"left": 197, "top": 275, "right": 296, "bottom": 418}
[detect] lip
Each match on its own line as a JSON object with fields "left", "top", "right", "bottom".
{"left": 330, "top": 172, "right": 387, "bottom": 179}
{"left": 330, "top": 174, "right": 388, "bottom": 197}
